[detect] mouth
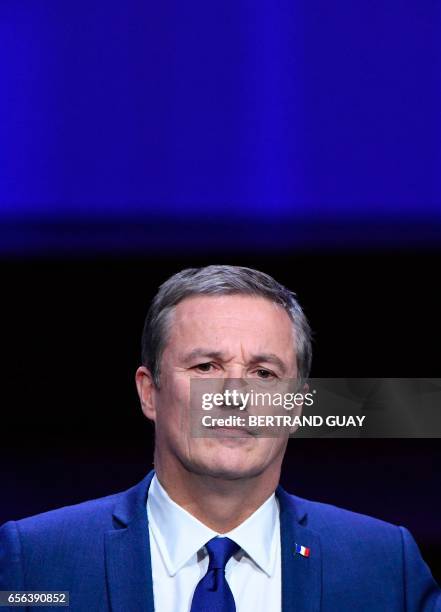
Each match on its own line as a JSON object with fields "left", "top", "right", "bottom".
{"left": 211, "top": 426, "right": 255, "bottom": 438}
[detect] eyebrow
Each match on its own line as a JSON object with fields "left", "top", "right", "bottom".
{"left": 181, "top": 348, "right": 227, "bottom": 363}
{"left": 181, "top": 348, "right": 288, "bottom": 374}
{"left": 248, "top": 353, "right": 288, "bottom": 374}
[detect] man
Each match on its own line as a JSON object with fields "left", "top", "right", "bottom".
{"left": 0, "top": 265, "right": 439, "bottom": 611}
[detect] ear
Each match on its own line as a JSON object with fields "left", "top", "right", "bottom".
{"left": 135, "top": 366, "right": 158, "bottom": 422}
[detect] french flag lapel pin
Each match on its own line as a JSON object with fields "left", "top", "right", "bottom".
{"left": 295, "top": 543, "right": 311, "bottom": 558}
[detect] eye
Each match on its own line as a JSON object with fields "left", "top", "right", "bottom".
{"left": 194, "top": 362, "right": 215, "bottom": 373}
{"left": 255, "top": 368, "right": 276, "bottom": 379}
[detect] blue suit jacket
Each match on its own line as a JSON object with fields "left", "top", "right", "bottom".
{"left": 0, "top": 470, "right": 440, "bottom": 611}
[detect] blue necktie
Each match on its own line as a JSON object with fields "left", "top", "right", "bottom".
{"left": 190, "top": 536, "right": 240, "bottom": 612}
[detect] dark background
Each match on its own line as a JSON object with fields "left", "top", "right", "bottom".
{"left": 1, "top": 251, "right": 440, "bottom": 581}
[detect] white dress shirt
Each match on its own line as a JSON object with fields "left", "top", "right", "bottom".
{"left": 147, "top": 474, "right": 281, "bottom": 612}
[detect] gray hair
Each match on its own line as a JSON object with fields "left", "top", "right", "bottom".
{"left": 141, "top": 265, "right": 312, "bottom": 387}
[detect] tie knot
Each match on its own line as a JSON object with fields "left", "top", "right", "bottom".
{"left": 205, "top": 537, "right": 240, "bottom": 570}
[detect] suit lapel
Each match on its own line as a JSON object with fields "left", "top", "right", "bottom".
{"left": 105, "top": 471, "right": 155, "bottom": 612}
{"left": 104, "top": 473, "right": 321, "bottom": 612}
{"left": 277, "top": 486, "right": 322, "bottom": 612}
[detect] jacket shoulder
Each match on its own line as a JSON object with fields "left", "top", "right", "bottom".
{"left": 287, "top": 492, "right": 404, "bottom": 550}
{"left": 298, "top": 493, "right": 396, "bottom": 525}
{"left": 1, "top": 472, "right": 153, "bottom": 547}
{"left": 284, "top": 492, "right": 441, "bottom": 610}
{"left": 0, "top": 490, "right": 124, "bottom": 593}
{"left": 12, "top": 490, "right": 123, "bottom": 539}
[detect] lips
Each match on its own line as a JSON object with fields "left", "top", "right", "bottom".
{"left": 211, "top": 426, "right": 254, "bottom": 438}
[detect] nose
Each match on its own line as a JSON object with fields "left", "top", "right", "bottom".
{"left": 220, "top": 376, "right": 249, "bottom": 409}
{"left": 224, "top": 362, "right": 246, "bottom": 379}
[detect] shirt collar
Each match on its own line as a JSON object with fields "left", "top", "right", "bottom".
{"left": 225, "top": 491, "right": 279, "bottom": 577}
{"left": 147, "top": 474, "right": 279, "bottom": 578}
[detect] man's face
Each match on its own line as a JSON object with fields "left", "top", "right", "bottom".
{"left": 138, "top": 294, "right": 298, "bottom": 481}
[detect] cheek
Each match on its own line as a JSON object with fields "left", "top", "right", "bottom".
{"left": 155, "top": 374, "right": 191, "bottom": 429}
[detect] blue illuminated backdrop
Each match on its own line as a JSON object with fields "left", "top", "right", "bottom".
{"left": 1, "top": 1, "right": 440, "bottom": 253}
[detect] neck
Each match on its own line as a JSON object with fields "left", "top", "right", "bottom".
{"left": 154, "top": 456, "right": 283, "bottom": 533}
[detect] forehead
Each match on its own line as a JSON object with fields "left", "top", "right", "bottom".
{"left": 166, "top": 294, "right": 296, "bottom": 356}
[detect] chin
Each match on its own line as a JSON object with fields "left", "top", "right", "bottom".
{"left": 188, "top": 449, "right": 266, "bottom": 481}
{"left": 201, "top": 464, "right": 264, "bottom": 480}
